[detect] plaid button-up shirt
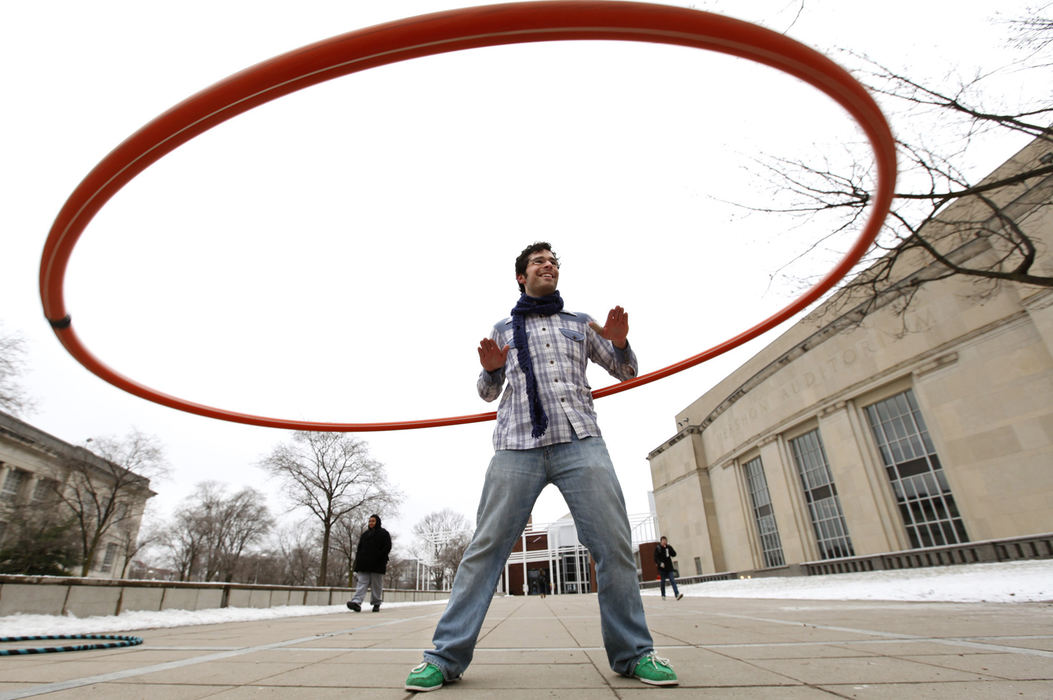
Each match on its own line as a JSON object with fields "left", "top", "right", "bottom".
{"left": 477, "top": 310, "right": 638, "bottom": 451}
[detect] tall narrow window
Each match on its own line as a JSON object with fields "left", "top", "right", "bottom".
{"left": 865, "top": 389, "right": 968, "bottom": 548}
{"left": 1, "top": 469, "right": 27, "bottom": 503}
{"left": 790, "top": 429, "right": 855, "bottom": 559}
{"left": 559, "top": 546, "right": 591, "bottom": 594}
{"left": 743, "top": 456, "right": 785, "bottom": 567}
{"left": 32, "top": 478, "right": 58, "bottom": 502}
{"left": 100, "top": 542, "right": 119, "bottom": 572}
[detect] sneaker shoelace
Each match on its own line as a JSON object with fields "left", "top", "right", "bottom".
{"left": 643, "top": 652, "right": 672, "bottom": 669}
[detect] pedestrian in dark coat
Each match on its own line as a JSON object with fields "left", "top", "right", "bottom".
{"left": 347, "top": 514, "right": 392, "bottom": 612}
{"left": 654, "top": 537, "right": 683, "bottom": 600}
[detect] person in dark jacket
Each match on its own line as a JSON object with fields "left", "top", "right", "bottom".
{"left": 347, "top": 514, "right": 392, "bottom": 612}
{"left": 654, "top": 537, "right": 683, "bottom": 600}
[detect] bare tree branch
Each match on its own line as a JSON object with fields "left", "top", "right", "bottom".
{"left": 413, "top": 508, "right": 473, "bottom": 590}
{"left": 260, "top": 432, "right": 402, "bottom": 586}
{"left": 0, "top": 326, "right": 34, "bottom": 417}
{"left": 59, "top": 430, "right": 166, "bottom": 576}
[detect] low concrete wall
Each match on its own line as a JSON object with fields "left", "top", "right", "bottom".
{"left": 802, "top": 532, "right": 1053, "bottom": 576}
{"left": 0, "top": 576, "right": 449, "bottom": 618}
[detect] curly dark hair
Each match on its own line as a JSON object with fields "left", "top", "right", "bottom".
{"left": 514, "top": 242, "right": 559, "bottom": 293}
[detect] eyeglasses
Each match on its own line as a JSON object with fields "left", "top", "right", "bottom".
{"left": 528, "top": 256, "right": 560, "bottom": 268}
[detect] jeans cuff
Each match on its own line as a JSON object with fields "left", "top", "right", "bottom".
{"left": 422, "top": 655, "right": 456, "bottom": 681}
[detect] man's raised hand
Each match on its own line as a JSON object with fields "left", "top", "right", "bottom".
{"left": 589, "top": 306, "right": 629, "bottom": 349}
{"left": 478, "top": 337, "right": 510, "bottom": 372}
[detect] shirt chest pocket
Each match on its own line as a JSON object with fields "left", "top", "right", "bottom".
{"left": 557, "top": 327, "right": 590, "bottom": 387}
{"left": 559, "top": 328, "right": 587, "bottom": 364}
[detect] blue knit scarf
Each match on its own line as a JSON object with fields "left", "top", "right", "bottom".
{"left": 511, "top": 291, "right": 564, "bottom": 438}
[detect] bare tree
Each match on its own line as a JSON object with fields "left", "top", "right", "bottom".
{"left": 218, "top": 486, "right": 274, "bottom": 581}
{"left": 384, "top": 554, "right": 416, "bottom": 590}
{"left": 1007, "top": 6, "right": 1053, "bottom": 59}
{"left": 60, "top": 430, "right": 166, "bottom": 576}
{"left": 163, "top": 506, "right": 206, "bottom": 581}
{"left": 267, "top": 522, "right": 321, "bottom": 586}
{"left": 330, "top": 515, "right": 359, "bottom": 588}
{"left": 199, "top": 483, "right": 273, "bottom": 582}
{"left": 260, "top": 432, "right": 401, "bottom": 586}
{"left": 413, "top": 509, "right": 473, "bottom": 590}
{"left": 163, "top": 482, "right": 273, "bottom": 582}
{"left": 116, "top": 503, "right": 164, "bottom": 578}
{"left": 741, "top": 13, "right": 1052, "bottom": 324}
{"left": 0, "top": 325, "right": 34, "bottom": 416}
{"left": 434, "top": 531, "right": 471, "bottom": 590}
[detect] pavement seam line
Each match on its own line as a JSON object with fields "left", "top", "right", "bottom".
{"left": 705, "top": 611, "right": 1053, "bottom": 659}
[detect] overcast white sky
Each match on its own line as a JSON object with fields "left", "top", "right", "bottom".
{"left": 1, "top": 1, "right": 1041, "bottom": 555}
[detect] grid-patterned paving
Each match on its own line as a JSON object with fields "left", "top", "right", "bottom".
{"left": 0, "top": 596, "right": 1050, "bottom": 699}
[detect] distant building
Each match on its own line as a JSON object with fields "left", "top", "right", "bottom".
{"left": 647, "top": 135, "right": 1053, "bottom": 577}
{"left": 0, "top": 410, "right": 155, "bottom": 578}
{"left": 503, "top": 512, "right": 658, "bottom": 595}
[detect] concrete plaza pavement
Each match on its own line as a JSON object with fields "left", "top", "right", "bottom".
{"left": 0, "top": 593, "right": 1051, "bottom": 698}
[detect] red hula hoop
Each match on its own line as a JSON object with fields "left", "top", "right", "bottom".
{"left": 39, "top": 1, "right": 897, "bottom": 432}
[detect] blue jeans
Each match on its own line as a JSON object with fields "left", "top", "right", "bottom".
{"left": 423, "top": 436, "right": 653, "bottom": 679}
{"left": 658, "top": 567, "right": 679, "bottom": 597}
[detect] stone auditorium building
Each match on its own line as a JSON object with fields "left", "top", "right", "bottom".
{"left": 0, "top": 410, "right": 154, "bottom": 578}
{"left": 647, "top": 135, "right": 1052, "bottom": 578}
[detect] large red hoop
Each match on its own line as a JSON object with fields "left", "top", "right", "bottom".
{"left": 39, "top": 1, "right": 896, "bottom": 432}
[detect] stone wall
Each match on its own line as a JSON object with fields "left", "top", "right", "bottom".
{"left": 0, "top": 575, "right": 449, "bottom": 618}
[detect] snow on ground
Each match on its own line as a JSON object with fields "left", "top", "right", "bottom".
{"left": 641, "top": 559, "right": 1053, "bottom": 603}
{"left": 1, "top": 560, "right": 1049, "bottom": 638}
{"left": 0, "top": 600, "right": 444, "bottom": 638}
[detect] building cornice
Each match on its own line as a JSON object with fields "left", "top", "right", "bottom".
{"left": 0, "top": 409, "right": 154, "bottom": 496}
{"left": 659, "top": 159, "right": 1053, "bottom": 449}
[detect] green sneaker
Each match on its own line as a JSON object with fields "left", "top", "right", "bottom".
{"left": 405, "top": 662, "right": 445, "bottom": 692}
{"left": 630, "top": 652, "right": 679, "bottom": 686}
